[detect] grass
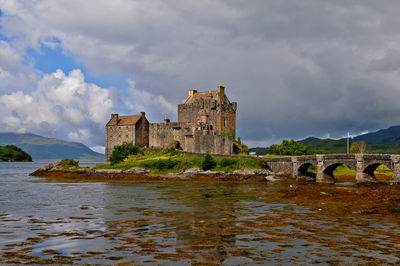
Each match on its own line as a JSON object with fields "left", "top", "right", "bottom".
{"left": 0, "top": 145, "right": 32, "bottom": 162}
{"left": 94, "top": 150, "right": 263, "bottom": 174}
{"left": 261, "top": 154, "right": 291, "bottom": 158}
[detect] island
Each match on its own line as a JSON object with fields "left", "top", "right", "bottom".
{"left": 30, "top": 149, "right": 277, "bottom": 183}
{"left": 0, "top": 145, "right": 32, "bottom": 162}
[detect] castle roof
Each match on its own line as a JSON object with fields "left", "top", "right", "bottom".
{"left": 106, "top": 115, "right": 141, "bottom": 126}
{"left": 183, "top": 90, "right": 219, "bottom": 104}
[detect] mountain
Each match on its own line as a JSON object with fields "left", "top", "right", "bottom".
{"left": 249, "top": 125, "right": 400, "bottom": 155}
{"left": 301, "top": 125, "right": 400, "bottom": 154}
{"left": 0, "top": 133, "right": 104, "bottom": 161}
{"left": 248, "top": 147, "right": 269, "bottom": 155}
{"left": 298, "top": 137, "right": 320, "bottom": 143}
{"left": 352, "top": 126, "right": 400, "bottom": 144}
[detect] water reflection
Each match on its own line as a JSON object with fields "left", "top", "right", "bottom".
{"left": 0, "top": 162, "right": 399, "bottom": 264}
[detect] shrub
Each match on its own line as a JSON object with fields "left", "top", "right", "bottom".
{"left": 110, "top": 142, "right": 142, "bottom": 165}
{"left": 169, "top": 140, "right": 181, "bottom": 150}
{"left": 201, "top": 153, "right": 216, "bottom": 171}
{"left": 57, "top": 159, "right": 79, "bottom": 169}
{"left": 144, "top": 159, "right": 179, "bottom": 170}
{"left": 155, "top": 159, "right": 179, "bottom": 170}
{"left": 233, "top": 137, "right": 248, "bottom": 154}
{"left": 220, "top": 157, "right": 237, "bottom": 168}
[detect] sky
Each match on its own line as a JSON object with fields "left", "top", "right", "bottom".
{"left": 1, "top": 0, "right": 400, "bottom": 153}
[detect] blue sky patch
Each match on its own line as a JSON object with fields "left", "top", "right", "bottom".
{"left": 27, "top": 43, "right": 80, "bottom": 75}
{"left": 27, "top": 42, "right": 129, "bottom": 89}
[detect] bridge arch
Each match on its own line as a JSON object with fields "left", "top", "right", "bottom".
{"left": 318, "top": 162, "right": 357, "bottom": 183}
{"left": 297, "top": 163, "right": 316, "bottom": 179}
{"left": 323, "top": 163, "right": 344, "bottom": 180}
{"left": 363, "top": 162, "right": 393, "bottom": 181}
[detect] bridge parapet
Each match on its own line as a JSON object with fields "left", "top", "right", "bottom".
{"left": 256, "top": 154, "right": 400, "bottom": 183}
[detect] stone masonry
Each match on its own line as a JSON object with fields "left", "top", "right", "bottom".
{"left": 105, "top": 112, "right": 149, "bottom": 160}
{"left": 260, "top": 153, "right": 400, "bottom": 183}
{"left": 105, "top": 86, "right": 237, "bottom": 161}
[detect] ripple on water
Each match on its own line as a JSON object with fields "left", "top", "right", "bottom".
{"left": 0, "top": 162, "right": 400, "bottom": 264}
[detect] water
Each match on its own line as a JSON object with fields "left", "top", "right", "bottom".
{"left": 0, "top": 161, "right": 399, "bottom": 264}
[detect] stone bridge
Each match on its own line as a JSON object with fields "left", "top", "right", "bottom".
{"left": 259, "top": 154, "right": 400, "bottom": 183}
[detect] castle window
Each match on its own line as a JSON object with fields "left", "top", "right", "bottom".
{"left": 224, "top": 118, "right": 227, "bottom": 127}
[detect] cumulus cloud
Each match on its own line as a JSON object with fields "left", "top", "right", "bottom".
{"left": 2, "top": 0, "right": 400, "bottom": 147}
{"left": 0, "top": 69, "right": 115, "bottom": 146}
{"left": 125, "top": 79, "right": 176, "bottom": 121}
{"left": 0, "top": 40, "right": 38, "bottom": 93}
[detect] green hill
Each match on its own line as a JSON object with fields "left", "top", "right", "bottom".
{"left": 302, "top": 125, "right": 400, "bottom": 154}
{"left": 0, "top": 145, "right": 32, "bottom": 162}
{"left": 353, "top": 126, "right": 400, "bottom": 144}
{"left": 0, "top": 133, "right": 104, "bottom": 161}
{"left": 249, "top": 125, "right": 400, "bottom": 155}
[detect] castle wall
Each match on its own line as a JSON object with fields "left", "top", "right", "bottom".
{"left": 190, "top": 131, "right": 233, "bottom": 155}
{"left": 149, "top": 123, "right": 184, "bottom": 149}
{"left": 135, "top": 117, "right": 150, "bottom": 147}
{"left": 217, "top": 104, "right": 236, "bottom": 137}
{"left": 105, "top": 125, "right": 135, "bottom": 160}
{"left": 149, "top": 122, "right": 233, "bottom": 155}
{"left": 178, "top": 99, "right": 236, "bottom": 136}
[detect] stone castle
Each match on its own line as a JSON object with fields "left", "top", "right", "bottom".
{"left": 105, "top": 86, "right": 237, "bottom": 160}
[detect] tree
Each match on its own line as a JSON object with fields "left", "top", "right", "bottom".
{"left": 233, "top": 137, "right": 248, "bottom": 154}
{"left": 350, "top": 142, "right": 359, "bottom": 153}
{"left": 268, "top": 144, "right": 282, "bottom": 155}
{"left": 109, "top": 142, "right": 142, "bottom": 165}
{"left": 359, "top": 141, "right": 367, "bottom": 154}
{"left": 350, "top": 141, "right": 367, "bottom": 154}
{"left": 201, "top": 152, "right": 216, "bottom": 170}
{"left": 268, "top": 139, "right": 308, "bottom": 156}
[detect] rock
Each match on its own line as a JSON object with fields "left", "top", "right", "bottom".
{"left": 233, "top": 169, "right": 274, "bottom": 176}
{"left": 93, "top": 169, "right": 123, "bottom": 174}
{"left": 38, "top": 163, "right": 54, "bottom": 171}
{"left": 125, "top": 167, "right": 150, "bottom": 174}
{"left": 265, "top": 175, "right": 280, "bottom": 182}
{"left": 233, "top": 169, "right": 256, "bottom": 176}
{"left": 203, "top": 170, "right": 221, "bottom": 176}
{"left": 181, "top": 168, "right": 202, "bottom": 176}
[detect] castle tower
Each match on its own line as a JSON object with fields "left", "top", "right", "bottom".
{"left": 178, "top": 86, "right": 237, "bottom": 136}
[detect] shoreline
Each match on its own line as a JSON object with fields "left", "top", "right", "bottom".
{"left": 29, "top": 168, "right": 399, "bottom": 185}
{"left": 29, "top": 169, "right": 276, "bottom": 183}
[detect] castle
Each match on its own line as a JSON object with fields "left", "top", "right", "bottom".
{"left": 105, "top": 86, "right": 237, "bottom": 160}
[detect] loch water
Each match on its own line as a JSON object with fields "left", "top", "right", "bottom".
{"left": 0, "top": 161, "right": 399, "bottom": 264}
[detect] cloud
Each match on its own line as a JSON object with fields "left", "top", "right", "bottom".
{"left": 0, "top": 40, "right": 39, "bottom": 93}
{"left": 125, "top": 79, "right": 176, "bottom": 121}
{"left": 90, "top": 146, "right": 105, "bottom": 154}
{"left": 2, "top": 0, "right": 400, "bottom": 147}
{"left": 0, "top": 69, "right": 115, "bottom": 146}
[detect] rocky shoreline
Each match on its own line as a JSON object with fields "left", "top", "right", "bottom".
{"left": 30, "top": 163, "right": 283, "bottom": 183}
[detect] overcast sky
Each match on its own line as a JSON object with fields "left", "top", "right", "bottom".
{"left": 1, "top": 0, "right": 400, "bottom": 153}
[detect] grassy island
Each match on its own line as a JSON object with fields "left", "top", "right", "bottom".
{"left": 95, "top": 149, "right": 266, "bottom": 174}
{"left": 0, "top": 145, "right": 32, "bottom": 162}
{"left": 31, "top": 143, "right": 395, "bottom": 183}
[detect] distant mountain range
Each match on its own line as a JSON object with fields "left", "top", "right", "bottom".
{"left": 250, "top": 125, "right": 400, "bottom": 155}
{"left": 0, "top": 133, "right": 104, "bottom": 161}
